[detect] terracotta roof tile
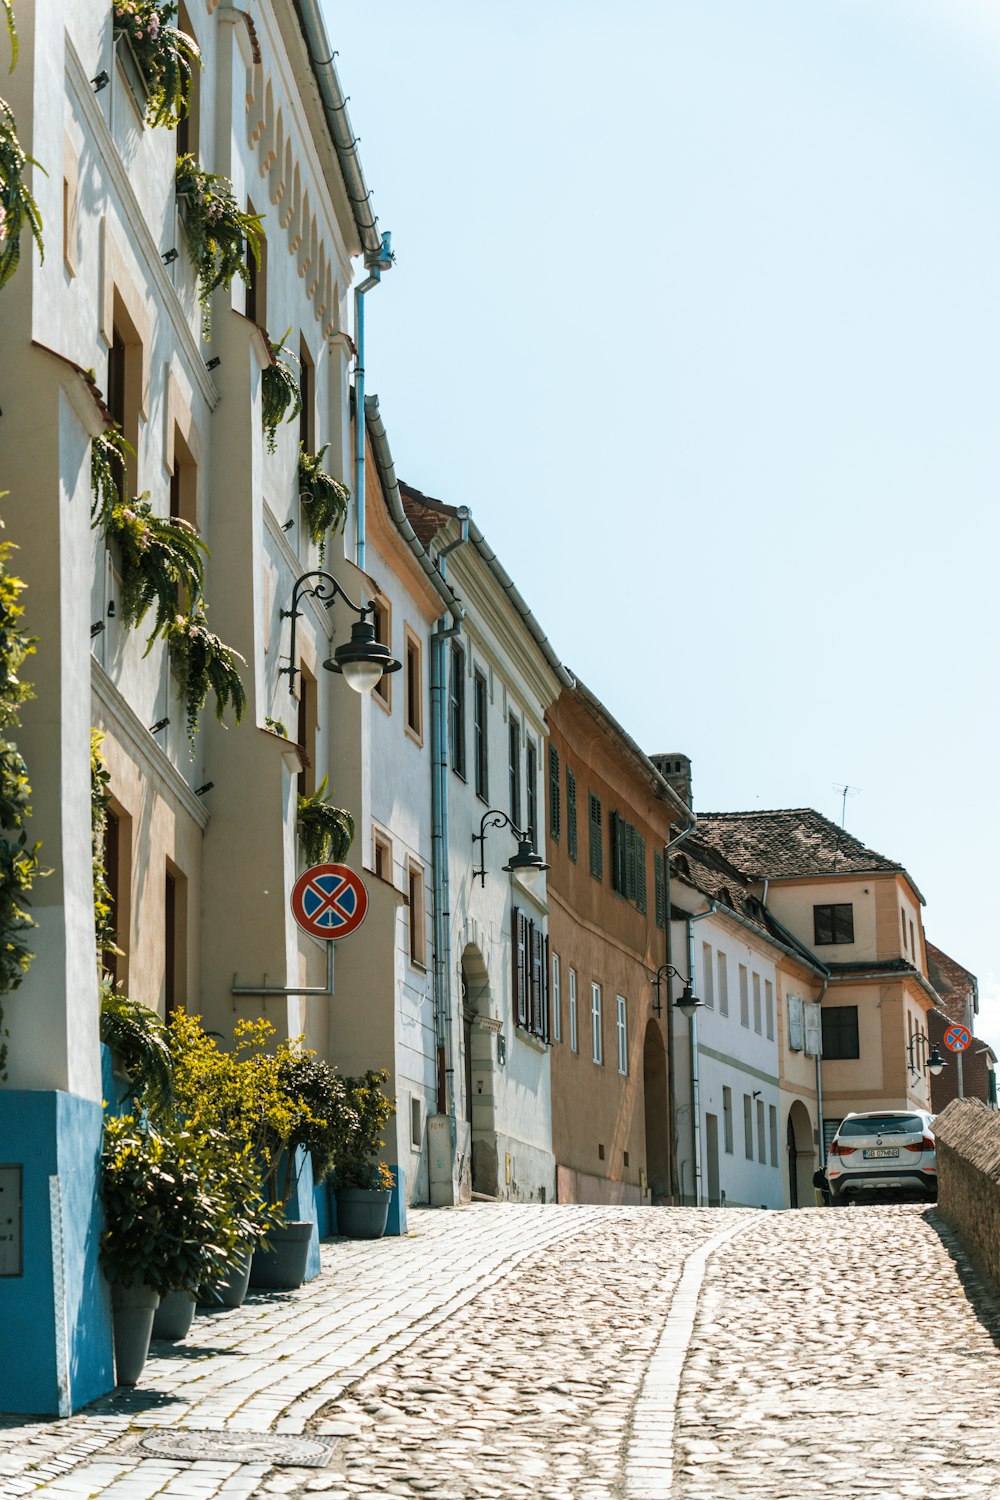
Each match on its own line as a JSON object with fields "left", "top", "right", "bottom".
{"left": 696, "top": 808, "right": 906, "bottom": 881}
{"left": 398, "top": 481, "right": 456, "bottom": 549}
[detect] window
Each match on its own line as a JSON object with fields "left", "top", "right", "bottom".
{"left": 743, "top": 1094, "right": 753, "bottom": 1161}
{"left": 739, "top": 964, "right": 749, "bottom": 1028}
{"left": 702, "top": 943, "right": 714, "bottom": 1008}
{"left": 548, "top": 746, "right": 560, "bottom": 840}
{"left": 569, "top": 967, "right": 578, "bottom": 1052}
{"left": 821, "top": 1005, "right": 860, "bottom": 1060}
{"left": 610, "top": 813, "right": 647, "bottom": 914}
{"left": 752, "top": 972, "right": 762, "bottom": 1034}
{"left": 552, "top": 952, "right": 561, "bottom": 1042}
{"left": 717, "top": 952, "right": 729, "bottom": 1017}
{"left": 169, "top": 423, "right": 198, "bottom": 529}
{"left": 449, "top": 641, "right": 466, "bottom": 778}
{"left": 901, "top": 911, "right": 908, "bottom": 952}
{"left": 765, "top": 979, "right": 774, "bottom": 1041}
{"left": 654, "top": 848, "right": 666, "bottom": 929}
{"left": 410, "top": 1096, "right": 423, "bottom": 1150}
{"left": 910, "top": 920, "right": 916, "bottom": 960}
{"left": 591, "top": 983, "right": 603, "bottom": 1064}
{"left": 526, "top": 740, "right": 537, "bottom": 846}
{"left": 296, "top": 665, "right": 317, "bottom": 797}
{"left": 405, "top": 630, "right": 422, "bottom": 741}
{"left": 588, "top": 792, "right": 603, "bottom": 881}
{"left": 722, "top": 1086, "right": 734, "bottom": 1153}
{"left": 175, "top": 2, "right": 200, "bottom": 157}
{"left": 407, "top": 862, "right": 426, "bottom": 966}
{"left": 473, "top": 670, "right": 488, "bottom": 799}
{"left": 813, "top": 903, "right": 854, "bottom": 945}
{"left": 298, "top": 335, "right": 313, "bottom": 450}
{"left": 244, "top": 201, "right": 266, "bottom": 327}
{"left": 756, "top": 1099, "right": 766, "bottom": 1164}
{"left": 508, "top": 715, "right": 521, "bottom": 826}
{"left": 769, "top": 1104, "right": 778, "bottom": 1167}
{"left": 616, "top": 996, "right": 627, "bottom": 1075}
{"left": 512, "top": 906, "right": 548, "bottom": 1041}
{"left": 372, "top": 598, "right": 391, "bottom": 707}
{"left": 372, "top": 828, "right": 391, "bottom": 883}
{"left": 566, "top": 767, "right": 578, "bottom": 862}
{"left": 164, "top": 862, "right": 187, "bottom": 1025}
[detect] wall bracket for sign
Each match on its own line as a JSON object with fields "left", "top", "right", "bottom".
{"left": 232, "top": 939, "right": 334, "bottom": 1000}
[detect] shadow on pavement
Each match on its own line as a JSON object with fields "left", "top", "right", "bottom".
{"left": 924, "top": 1208, "right": 1000, "bottom": 1355}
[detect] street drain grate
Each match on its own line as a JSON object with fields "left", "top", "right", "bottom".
{"left": 136, "top": 1430, "right": 337, "bottom": 1468}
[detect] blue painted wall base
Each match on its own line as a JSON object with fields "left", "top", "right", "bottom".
{"left": 386, "top": 1164, "right": 407, "bottom": 1236}
{"left": 0, "top": 1090, "right": 114, "bottom": 1416}
{"left": 284, "top": 1147, "right": 321, "bottom": 1281}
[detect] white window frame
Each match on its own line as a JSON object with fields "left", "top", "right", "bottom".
{"left": 717, "top": 951, "right": 729, "bottom": 1017}
{"left": 616, "top": 995, "right": 627, "bottom": 1075}
{"left": 591, "top": 982, "right": 603, "bottom": 1065}
{"left": 739, "top": 964, "right": 750, "bottom": 1028}
{"left": 752, "top": 971, "right": 762, "bottom": 1034}
{"left": 552, "top": 952, "right": 562, "bottom": 1043}
{"left": 765, "top": 978, "right": 775, "bottom": 1041}
{"left": 569, "top": 968, "right": 578, "bottom": 1052}
{"left": 702, "top": 943, "right": 714, "bottom": 1008}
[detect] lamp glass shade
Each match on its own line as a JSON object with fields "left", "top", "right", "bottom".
{"left": 326, "top": 618, "right": 401, "bottom": 694}
{"left": 674, "top": 985, "right": 702, "bottom": 1019}
{"left": 928, "top": 1049, "right": 946, "bottom": 1077}
{"left": 503, "top": 838, "right": 549, "bottom": 886}
{"left": 339, "top": 657, "right": 384, "bottom": 695}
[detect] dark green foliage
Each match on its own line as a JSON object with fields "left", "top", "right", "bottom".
{"left": 90, "top": 732, "right": 121, "bottom": 970}
{"left": 90, "top": 427, "right": 131, "bottom": 528}
{"left": 106, "top": 496, "right": 207, "bottom": 643}
{"left": 166, "top": 604, "right": 247, "bottom": 749}
{"left": 297, "top": 776, "right": 354, "bottom": 867}
{"left": 279, "top": 1053, "right": 356, "bottom": 1186}
{"left": 335, "top": 1070, "right": 396, "bottom": 1191}
{"left": 99, "top": 984, "right": 174, "bottom": 1115}
{"left": 113, "top": 2, "right": 201, "bottom": 129}
{"left": 0, "top": 94, "right": 44, "bottom": 290}
{"left": 262, "top": 331, "right": 302, "bottom": 455}
{"left": 176, "top": 153, "right": 263, "bottom": 329}
{"left": 298, "top": 445, "right": 349, "bottom": 563}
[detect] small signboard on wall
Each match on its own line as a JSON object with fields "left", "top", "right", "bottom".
{"left": 0, "top": 1164, "right": 23, "bottom": 1277}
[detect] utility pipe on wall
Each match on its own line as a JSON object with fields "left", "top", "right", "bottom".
{"left": 352, "top": 233, "right": 393, "bottom": 572}
{"left": 663, "top": 811, "right": 697, "bottom": 1202}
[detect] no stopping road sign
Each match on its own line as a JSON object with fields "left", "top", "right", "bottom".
{"left": 291, "top": 863, "right": 368, "bottom": 941}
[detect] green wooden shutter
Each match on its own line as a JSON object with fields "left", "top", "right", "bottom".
{"left": 654, "top": 848, "right": 665, "bottom": 928}
{"left": 636, "top": 832, "right": 647, "bottom": 914}
{"left": 588, "top": 792, "right": 603, "bottom": 880}
{"left": 548, "top": 746, "right": 560, "bottom": 840}
{"left": 610, "top": 811, "right": 623, "bottom": 893}
{"left": 624, "top": 822, "right": 637, "bottom": 901}
{"left": 567, "top": 768, "right": 577, "bottom": 862}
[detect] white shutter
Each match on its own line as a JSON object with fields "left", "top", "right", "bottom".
{"left": 787, "top": 994, "right": 804, "bottom": 1052}
{"left": 804, "top": 1002, "right": 823, "bottom": 1058}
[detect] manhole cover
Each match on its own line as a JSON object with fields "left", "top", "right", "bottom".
{"left": 136, "top": 1430, "right": 337, "bottom": 1468}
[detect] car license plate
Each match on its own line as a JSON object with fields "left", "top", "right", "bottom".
{"left": 863, "top": 1148, "right": 899, "bottom": 1159}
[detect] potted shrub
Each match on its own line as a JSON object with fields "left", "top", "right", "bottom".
{"left": 175, "top": 152, "right": 263, "bottom": 335}
{"left": 298, "top": 445, "right": 349, "bottom": 563}
{"left": 100, "top": 1114, "right": 240, "bottom": 1380}
{"left": 334, "top": 1070, "right": 396, "bottom": 1240}
{"left": 112, "top": 2, "right": 200, "bottom": 129}
{"left": 261, "top": 330, "right": 302, "bottom": 454}
{"left": 297, "top": 777, "right": 354, "bottom": 867}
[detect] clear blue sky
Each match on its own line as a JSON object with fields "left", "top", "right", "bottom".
{"left": 325, "top": 1, "right": 1000, "bottom": 1054}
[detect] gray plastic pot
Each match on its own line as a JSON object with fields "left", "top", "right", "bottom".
{"left": 198, "top": 1248, "right": 253, "bottom": 1309}
{"left": 151, "top": 1289, "right": 196, "bottom": 1342}
{"left": 250, "top": 1221, "right": 313, "bottom": 1289}
{"left": 336, "top": 1187, "right": 391, "bottom": 1240}
{"left": 111, "top": 1282, "right": 160, "bottom": 1385}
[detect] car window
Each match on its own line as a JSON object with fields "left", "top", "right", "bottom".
{"left": 837, "top": 1115, "right": 925, "bottom": 1137}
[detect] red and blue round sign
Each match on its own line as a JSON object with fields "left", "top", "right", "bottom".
{"left": 943, "top": 1023, "right": 971, "bottom": 1053}
{"left": 291, "top": 863, "right": 368, "bottom": 941}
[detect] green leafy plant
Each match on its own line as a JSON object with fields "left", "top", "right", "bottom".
{"left": 0, "top": 93, "right": 44, "bottom": 291}
{"left": 279, "top": 1053, "right": 356, "bottom": 1187}
{"left": 264, "top": 716, "right": 288, "bottom": 738}
{"left": 176, "top": 153, "right": 263, "bottom": 333}
{"left": 0, "top": 526, "right": 40, "bottom": 1077}
{"left": 3, "top": 0, "right": 18, "bottom": 67}
{"left": 113, "top": 1, "right": 201, "bottom": 129}
{"left": 261, "top": 330, "right": 302, "bottom": 455}
{"left": 297, "top": 776, "right": 354, "bottom": 867}
{"left": 91, "top": 731, "right": 123, "bottom": 973}
{"left": 165, "top": 604, "right": 247, "bottom": 749}
{"left": 100, "top": 1113, "right": 248, "bottom": 1295}
{"left": 298, "top": 445, "right": 349, "bottom": 563}
{"left": 106, "top": 496, "right": 206, "bottom": 643}
{"left": 90, "top": 427, "right": 132, "bottom": 528}
{"left": 335, "top": 1069, "right": 396, "bottom": 1191}
{"left": 99, "top": 983, "right": 174, "bottom": 1115}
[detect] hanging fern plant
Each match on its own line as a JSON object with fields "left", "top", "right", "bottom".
{"left": 90, "top": 427, "right": 131, "bottom": 528}
{"left": 176, "top": 153, "right": 263, "bottom": 335}
{"left": 112, "top": 2, "right": 201, "bottom": 130}
{"left": 298, "top": 445, "right": 349, "bottom": 564}
{"left": 99, "top": 982, "right": 174, "bottom": 1114}
{"left": 166, "top": 604, "right": 247, "bottom": 748}
{"left": 106, "top": 496, "right": 206, "bottom": 644}
{"left": 297, "top": 777, "right": 354, "bottom": 867}
{"left": 91, "top": 731, "right": 123, "bottom": 973}
{"left": 0, "top": 96, "right": 44, "bottom": 291}
{"left": 261, "top": 329, "right": 302, "bottom": 455}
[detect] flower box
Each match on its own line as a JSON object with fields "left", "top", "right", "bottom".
{"left": 114, "top": 29, "right": 150, "bottom": 121}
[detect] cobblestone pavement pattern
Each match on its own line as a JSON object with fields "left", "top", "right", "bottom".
{"left": 1, "top": 1203, "right": 999, "bottom": 1499}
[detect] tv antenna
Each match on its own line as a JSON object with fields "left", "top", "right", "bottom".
{"left": 833, "top": 782, "right": 861, "bottom": 830}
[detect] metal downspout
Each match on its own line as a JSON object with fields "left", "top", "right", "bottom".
{"left": 663, "top": 810, "right": 697, "bottom": 1202}
{"left": 352, "top": 234, "right": 393, "bottom": 571}
{"left": 683, "top": 907, "right": 717, "bottom": 1208}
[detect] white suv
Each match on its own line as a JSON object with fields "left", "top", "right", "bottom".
{"left": 824, "top": 1110, "right": 936, "bottom": 1205}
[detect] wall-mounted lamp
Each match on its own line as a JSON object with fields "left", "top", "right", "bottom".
{"left": 497, "top": 1033, "right": 507, "bottom": 1066}
{"left": 149, "top": 717, "right": 169, "bottom": 735}
{"left": 279, "top": 569, "right": 400, "bottom": 696}
{"left": 107, "top": 599, "right": 116, "bottom": 618}
{"left": 90, "top": 620, "right": 105, "bottom": 639}
{"left": 907, "top": 1033, "right": 946, "bottom": 1078}
{"left": 91, "top": 70, "right": 110, "bottom": 92}
{"left": 472, "top": 808, "right": 548, "bottom": 889}
{"left": 194, "top": 782, "right": 214, "bottom": 796}
{"left": 205, "top": 356, "right": 221, "bottom": 371}
{"left": 161, "top": 248, "right": 179, "bottom": 265}
{"left": 652, "top": 964, "right": 702, "bottom": 1020}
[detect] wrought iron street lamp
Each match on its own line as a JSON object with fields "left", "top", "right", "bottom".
{"left": 652, "top": 963, "right": 702, "bottom": 1020}
{"left": 907, "top": 1032, "right": 946, "bottom": 1078}
{"left": 279, "top": 570, "right": 400, "bottom": 696}
{"left": 472, "top": 809, "right": 549, "bottom": 889}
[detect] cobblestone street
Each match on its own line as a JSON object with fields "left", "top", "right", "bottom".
{"left": 1, "top": 1203, "right": 999, "bottom": 1499}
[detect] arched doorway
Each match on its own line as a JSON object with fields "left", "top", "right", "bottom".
{"left": 642, "top": 1022, "right": 670, "bottom": 1203}
{"left": 460, "top": 945, "right": 498, "bottom": 1197}
{"left": 786, "top": 1099, "right": 815, "bottom": 1208}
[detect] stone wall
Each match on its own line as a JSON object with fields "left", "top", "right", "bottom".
{"left": 933, "top": 1098, "right": 1000, "bottom": 1286}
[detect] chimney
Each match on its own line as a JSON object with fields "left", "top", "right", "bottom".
{"left": 650, "top": 752, "right": 692, "bottom": 809}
